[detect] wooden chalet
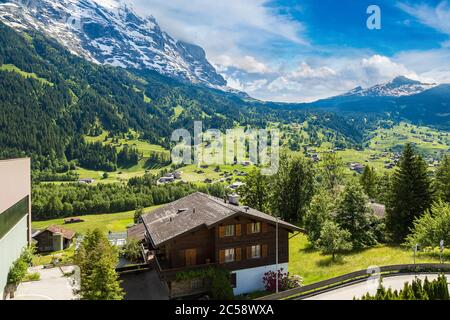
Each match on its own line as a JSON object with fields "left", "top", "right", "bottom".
{"left": 128, "top": 192, "right": 300, "bottom": 298}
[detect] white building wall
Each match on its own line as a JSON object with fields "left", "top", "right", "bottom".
{"left": 0, "top": 158, "right": 31, "bottom": 295}
{"left": 232, "top": 263, "right": 289, "bottom": 296}
{"left": 0, "top": 216, "right": 28, "bottom": 293}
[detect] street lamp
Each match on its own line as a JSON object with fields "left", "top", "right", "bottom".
{"left": 413, "top": 243, "right": 420, "bottom": 265}
{"left": 275, "top": 215, "right": 279, "bottom": 294}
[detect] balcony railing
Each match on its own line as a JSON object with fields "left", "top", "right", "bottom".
{"left": 152, "top": 257, "right": 218, "bottom": 281}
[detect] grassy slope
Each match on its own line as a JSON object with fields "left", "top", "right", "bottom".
{"left": 0, "top": 64, "right": 54, "bottom": 86}
{"left": 79, "top": 130, "right": 171, "bottom": 183}
{"left": 299, "top": 122, "right": 450, "bottom": 175}
{"left": 31, "top": 205, "right": 160, "bottom": 235}
{"left": 59, "top": 121, "right": 450, "bottom": 184}
{"left": 289, "top": 234, "right": 447, "bottom": 285}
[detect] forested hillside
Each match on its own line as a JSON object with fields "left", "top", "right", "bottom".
{"left": 0, "top": 22, "right": 367, "bottom": 173}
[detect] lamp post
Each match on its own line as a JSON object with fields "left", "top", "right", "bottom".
{"left": 275, "top": 215, "right": 279, "bottom": 294}
{"left": 413, "top": 243, "right": 421, "bottom": 266}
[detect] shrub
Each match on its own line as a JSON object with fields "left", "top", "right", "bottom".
{"left": 318, "top": 221, "right": 353, "bottom": 260}
{"left": 359, "top": 275, "right": 449, "bottom": 300}
{"left": 175, "top": 267, "right": 234, "bottom": 300}
{"left": 21, "top": 245, "right": 36, "bottom": 266}
{"left": 7, "top": 246, "right": 36, "bottom": 285}
{"left": 7, "top": 258, "right": 28, "bottom": 285}
{"left": 209, "top": 268, "right": 234, "bottom": 300}
{"left": 23, "top": 272, "right": 40, "bottom": 282}
{"left": 262, "top": 268, "right": 303, "bottom": 292}
{"left": 122, "top": 239, "right": 143, "bottom": 263}
{"left": 405, "top": 201, "right": 450, "bottom": 248}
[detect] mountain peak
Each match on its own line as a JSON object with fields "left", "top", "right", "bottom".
{"left": 0, "top": 0, "right": 227, "bottom": 88}
{"left": 391, "top": 76, "right": 421, "bottom": 85}
{"left": 342, "top": 76, "right": 437, "bottom": 98}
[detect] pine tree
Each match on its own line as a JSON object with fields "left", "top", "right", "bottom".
{"left": 271, "top": 153, "right": 316, "bottom": 223}
{"left": 435, "top": 155, "right": 450, "bottom": 202}
{"left": 360, "top": 166, "right": 377, "bottom": 199}
{"left": 320, "top": 152, "right": 344, "bottom": 191}
{"left": 74, "top": 229, "right": 124, "bottom": 300}
{"left": 335, "top": 182, "right": 377, "bottom": 249}
{"left": 304, "top": 189, "right": 335, "bottom": 245}
{"left": 386, "top": 144, "right": 433, "bottom": 242}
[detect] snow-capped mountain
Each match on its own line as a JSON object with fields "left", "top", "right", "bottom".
{"left": 0, "top": 0, "right": 227, "bottom": 88}
{"left": 342, "top": 76, "right": 437, "bottom": 98}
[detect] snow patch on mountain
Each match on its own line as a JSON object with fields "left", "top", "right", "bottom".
{"left": 0, "top": 0, "right": 227, "bottom": 88}
{"left": 342, "top": 76, "right": 437, "bottom": 97}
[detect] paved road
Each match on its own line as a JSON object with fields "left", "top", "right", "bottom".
{"left": 120, "top": 269, "right": 169, "bottom": 300}
{"left": 8, "top": 266, "right": 79, "bottom": 300}
{"left": 304, "top": 273, "right": 450, "bottom": 300}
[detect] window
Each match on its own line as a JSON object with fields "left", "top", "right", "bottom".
{"left": 251, "top": 245, "right": 261, "bottom": 258}
{"left": 225, "top": 248, "right": 235, "bottom": 263}
{"left": 250, "top": 222, "right": 261, "bottom": 234}
{"left": 224, "top": 225, "right": 235, "bottom": 237}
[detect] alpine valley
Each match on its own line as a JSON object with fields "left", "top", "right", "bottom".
{"left": 0, "top": 0, "right": 449, "bottom": 180}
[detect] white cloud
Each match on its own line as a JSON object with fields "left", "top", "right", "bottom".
{"left": 289, "top": 62, "right": 337, "bottom": 79}
{"left": 123, "top": 0, "right": 448, "bottom": 102}
{"left": 231, "top": 55, "right": 420, "bottom": 102}
{"left": 397, "top": 1, "right": 450, "bottom": 36}
{"left": 394, "top": 49, "right": 450, "bottom": 83}
{"left": 213, "top": 55, "right": 271, "bottom": 74}
{"left": 130, "top": 0, "right": 306, "bottom": 63}
{"left": 357, "top": 55, "right": 419, "bottom": 84}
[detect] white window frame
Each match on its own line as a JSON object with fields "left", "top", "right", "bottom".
{"left": 251, "top": 245, "right": 261, "bottom": 259}
{"left": 251, "top": 222, "right": 261, "bottom": 234}
{"left": 225, "top": 248, "right": 235, "bottom": 263}
{"left": 224, "top": 225, "right": 235, "bottom": 237}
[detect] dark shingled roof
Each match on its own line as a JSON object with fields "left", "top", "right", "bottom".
{"left": 127, "top": 223, "right": 146, "bottom": 241}
{"left": 370, "top": 202, "right": 386, "bottom": 218}
{"left": 40, "top": 225, "right": 76, "bottom": 240}
{"left": 141, "top": 192, "right": 300, "bottom": 247}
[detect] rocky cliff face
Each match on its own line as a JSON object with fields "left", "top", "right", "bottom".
{"left": 0, "top": 0, "right": 227, "bottom": 87}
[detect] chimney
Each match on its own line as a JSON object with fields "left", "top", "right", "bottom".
{"left": 228, "top": 193, "right": 240, "bottom": 206}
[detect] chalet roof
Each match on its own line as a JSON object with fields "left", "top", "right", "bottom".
{"left": 127, "top": 223, "right": 146, "bottom": 241}
{"left": 34, "top": 225, "right": 76, "bottom": 240}
{"left": 141, "top": 192, "right": 300, "bottom": 247}
{"left": 370, "top": 202, "right": 386, "bottom": 218}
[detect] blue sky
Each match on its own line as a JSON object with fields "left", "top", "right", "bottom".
{"left": 132, "top": 0, "right": 450, "bottom": 102}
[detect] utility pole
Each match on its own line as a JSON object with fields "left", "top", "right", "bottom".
{"left": 275, "top": 216, "right": 279, "bottom": 294}
{"left": 440, "top": 240, "right": 444, "bottom": 264}
{"left": 413, "top": 243, "right": 420, "bottom": 266}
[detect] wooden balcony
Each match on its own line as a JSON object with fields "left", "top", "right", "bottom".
{"left": 152, "top": 256, "right": 218, "bottom": 281}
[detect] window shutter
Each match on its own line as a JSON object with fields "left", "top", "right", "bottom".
{"left": 235, "top": 248, "right": 242, "bottom": 261}
{"left": 236, "top": 224, "right": 241, "bottom": 236}
{"left": 262, "top": 222, "right": 268, "bottom": 233}
{"left": 219, "top": 249, "right": 225, "bottom": 264}
{"left": 219, "top": 226, "right": 225, "bottom": 238}
{"left": 246, "top": 246, "right": 252, "bottom": 259}
{"left": 262, "top": 244, "right": 268, "bottom": 258}
{"left": 179, "top": 249, "right": 186, "bottom": 265}
{"left": 246, "top": 223, "right": 252, "bottom": 235}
